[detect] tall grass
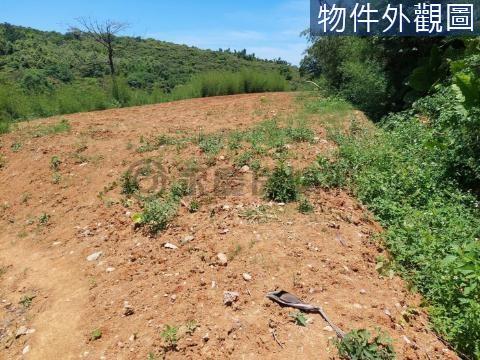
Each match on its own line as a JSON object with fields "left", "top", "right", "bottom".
{"left": 0, "top": 70, "right": 288, "bottom": 133}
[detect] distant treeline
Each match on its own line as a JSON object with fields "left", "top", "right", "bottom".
{"left": 0, "top": 23, "right": 296, "bottom": 131}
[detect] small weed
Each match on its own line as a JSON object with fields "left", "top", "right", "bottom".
{"left": 189, "top": 200, "right": 200, "bottom": 213}
{"left": 50, "top": 156, "right": 62, "bottom": 171}
{"left": 198, "top": 133, "right": 223, "bottom": 155}
{"left": 334, "top": 328, "right": 396, "bottom": 360}
{"left": 52, "top": 172, "right": 61, "bottom": 184}
{"left": 285, "top": 126, "right": 316, "bottom": 143}
{"left": 19, "top": 293, "right": 36, "bottom": 308}
{"left": 228, "top": 244, "right": 242, "bottom": 261}
{"left": 228, "top": 131, "right": 244, "bottom": 150}
{"left": 34, "top": 119, "right": 71, "bottom": 137}
{"left": 298, "top": 198, "right": 315, "bottom": 214}
{"left": 121, "top": 171, "right": 139, "bottom": 195}
{"left": 239, "top": 205, "right": 276, "bottom": 223}
{"left": 290, "top": 311, "right": 308, "bottom": 327}
{"left": 185, "top": 320, "right": 199, "bottom": 335}
{"left": 132, "top": 194, "right": 179, "bottom": 235}
{"left": 234, "top": 151, "right": 254, "bottom": 168}
{"left": 39, "top": 213, "right": 50, "bottom": 225}
{"left": 170, "top": 182, "right": 190, "bottom": 200}
{"left": 375, "top": 256, "right": 395, "bottom": 279}
{"left": 20, "top": 192, "right": 31, "bottom": 204}
{"left": 91, "top": 328, "right": 102, "bottom": 341}
{"left": 11, "top": 142, "right": 22, "bottom": 152}
{"left": 264, "top": 163, "right": 299, "bottom": 203}
{"left": 160, "top": 325, "right": 178, "bottom": 349}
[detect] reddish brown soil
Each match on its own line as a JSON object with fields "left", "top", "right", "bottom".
{"left": 0, "top": 93, "right": 458, "bottom": 359}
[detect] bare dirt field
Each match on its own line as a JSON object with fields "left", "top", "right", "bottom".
{"left": 0, "top": 93, "right": 458, "bottom": 359}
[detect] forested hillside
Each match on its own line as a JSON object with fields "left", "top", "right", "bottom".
{"left": 0, "top": 23, "right": 296, "bottom": 131}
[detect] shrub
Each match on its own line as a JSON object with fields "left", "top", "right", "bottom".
{"left": 264, "top": 163, "right": 299, "bottom": 203}
{"left": 335, "top": 329, "right": 396, "bottom": 360}
{"left": 197, "top": 133, "right": 223, "bottom": 155}
{"left": 134, "top": 198, "right": 178, "bottom": 235}
{"left": 339, "top": 60, "right": 389, "bottom": 118}
{"left": 298, "top": 198, "right": 314, "bottom": 214}
{"left": 121, "top": 171, "right": 139, "bottom": 195}
{"left": 0, "top": 120, "right": 10, "bottom": 134}
{"left": 301, "top": 156, "right": 347, "bottom": 188}
{"left": 50, "top": 156, "right": 62, "bottom": 171}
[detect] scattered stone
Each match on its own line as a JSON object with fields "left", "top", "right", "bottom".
{"left": 86, "top": 251, "right": 103, "bottom": 262}
{"left": 182, "top": 235, "right": 195, "bottom": 244}
{"left": 164, "top": 243, "right": 178, "bottom": 250}
{"left": 242, "top": 273, "right": 252, "bottom": 282}
{"left": 353, "top": 303, "right": 362, "bottom": 309}
{"left": 217, "top": 253, "right": 228, "bottom": 266}
{"left": 16, "top": 326, "right": 28, "bottom": 338}
{"left": 170, "top": 294, "right": 177, "bottom": 302}
{"left": 202, "top": 333, "right": 210, "bottom": 342}
{"left": 52, "top": 241, "right": 62, "bottom": 246}
{"left": 240, "top": 165, "right": 250, "bottom": 173}
{"left": 360, "top": 289, "right": 367, "bottom": 295}
{"left": 402, "top": 335, "right": 412, "bottom": 345}
{"left": 223, "top": 291, "right": 239, "bottom": 306}
{"left": 123, "top": 303, "right": 135, "bottom": 316}
{"left": 129, "top": 334, "right": 137, "bottom": 342}
{"left": 200, "top": 278, "right": 207, "bottom": 286}
{"left": 323, "top": 325, "right": 334, "bottom": 332}
{"left": 384, "top": 309, "right": 392, "bottom": 318}
{"left": 22, "top": 345, "right": 30, "bottom": 355}
{"left": 106, "top": 267, "right": 116, "bottom": 273}
{"left": 219, "top": 229, "right": 229, "bottom": 235}
{"left": 219, "top": 155, "right": 225, "bottom": 161}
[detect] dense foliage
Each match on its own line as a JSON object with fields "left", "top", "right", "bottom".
{"left": 0, "top": 23, "right": 296, "bottom": 130}
{"left": 302, "top": 35, "right": 480, "bottom": 358}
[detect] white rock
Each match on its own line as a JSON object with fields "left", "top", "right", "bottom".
{"left": 164, "top": 243, "right": 178, "bottom": 250}
{"left": 360, "top": 289, "right": 367, "bottom": 295}
{"left": 182, "top": 235, "right": 195, "bottom": 244}
{"left": 217, "top": 253, "right": 228, "bottom": 266}
{"left": 242, "top": 273, "right": 252, "bottom": 281}
{"left": 22, "top": 345, "right": 30, "bottom": 354}
{"left": 223, "top": 291, "right": 239, "bottom": 306}
{"left": 240, "top": 165, "right": 250, "bottom": 173}
{"left": 402, "top": 335, "right": 412, "bottom": 345}
{"left": 16, "top": 326, "right": 28, "bottom": 338}
{"left": 106, "top": 267, "right": 116, "bottom": 273}
{"left": 323, "top": 325, "right": 334, "bottom": 332}
{"left": 86, "top": 251, "right": 103, "bottom": 262}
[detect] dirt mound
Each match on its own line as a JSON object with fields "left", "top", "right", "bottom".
{"left": 0, "top": 93, "right": 457, "bottom": 359}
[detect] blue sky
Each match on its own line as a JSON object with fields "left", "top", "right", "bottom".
{"left": 0, "top": 0, "right": 309, "bottom": 65}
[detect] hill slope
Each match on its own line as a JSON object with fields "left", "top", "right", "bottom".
{"left": 0, "top": 93, "right": 457, "bottom": 359}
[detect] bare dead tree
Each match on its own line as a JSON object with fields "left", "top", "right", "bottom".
{"left": 71, "top": 17, "right": 128, "bottom": 77}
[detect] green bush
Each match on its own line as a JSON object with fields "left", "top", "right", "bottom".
{"left": 335, "top": 329, "right": 396, "bottom": 360}
{"left": 121, "top": 171, "right": 139, "bottom": 195}
{"left": 264, "top": 163, "right": 299, "bottom": 203}
{"left": 339, "top": 60, "right": 388, "bottom": 118}
{"left": 327, "top": 110, "right": 480, "bottom": 358}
